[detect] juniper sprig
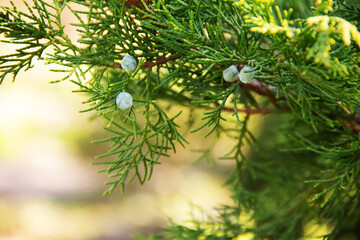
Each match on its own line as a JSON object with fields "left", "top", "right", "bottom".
{"left": 1, "top": 0, "right": 360, "bottom": 239}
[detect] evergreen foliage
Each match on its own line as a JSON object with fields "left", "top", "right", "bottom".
{"left": 1, "top": 0, "right": 360, "bottom": 238}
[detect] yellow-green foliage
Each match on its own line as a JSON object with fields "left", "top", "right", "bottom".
{"left": 307, "top": 16, "right": 360, "bottom": 47}
{"left": 314, "top": 0, "right": 334, "bottom": 15}
{"left": 235, "top": 0, "right": 360, "bottom": 76}
{"left": 306, "top": 16, "right": 360, "bottom": 72}
{"left": 234, "top": 0, "right": 299, "bottom": 38}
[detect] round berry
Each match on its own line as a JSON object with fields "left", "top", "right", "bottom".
{"left": 223, "top": 65, "right": 239, "bottom": 82}
{"left": 239, "top": 66, "right": 255, "bottom": 83}
{"left": 121, "top": 55, "right": 137, "bottom": 72}
{"left": 116, "top": 91, "right": 133, "bottom": 110}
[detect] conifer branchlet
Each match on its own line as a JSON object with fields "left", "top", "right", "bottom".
{"left": 1, "top": 0, "right": 360, "bottom": 239}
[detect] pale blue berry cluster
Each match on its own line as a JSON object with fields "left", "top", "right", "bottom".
{"left": 115, "top": 55, "right": 137, "bottom": 110}
{"left": 223, "top": 65, "right": 255, "bottom": 83}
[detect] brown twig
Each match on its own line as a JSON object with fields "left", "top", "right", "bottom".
{"left": 142, "top": 56, "right": 181, "bottom": 68}
{"left": 109, "top": 55, "right": 181, "bottom": 69}
{"left": 110, "top": 62, "right": 123, "bottom": 69}
{"left": 343, "top": 120, "right": 360, "bottom": 133}
{"left": 125, "top": 0, "right": 152, "bottom": 11}
{"left": 238, "top": 81, "right": 360, "bottom": 133}
{"left": 223, "top": 107, "right": 290, "bottom": 115}
{"left": 240, "top": 80, "right": 285, "bottom": 107}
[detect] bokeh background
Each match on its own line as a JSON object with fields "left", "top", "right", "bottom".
{"left": 0, "top": 1, "right": 254, "bottom": 239}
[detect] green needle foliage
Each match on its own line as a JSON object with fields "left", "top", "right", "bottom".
{"left": 1, "top": 0, "right": 360, "bottom": 238}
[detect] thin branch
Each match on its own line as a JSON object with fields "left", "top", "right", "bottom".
{"left": 240, "top": 80, "right": 285, "bottom": 107}
{"left": 124, "top": 0, "right": 153, "bottom": 11}
{"left": 109, "top": 55, "right": 180, "bottom": 69}
{"left": 142, "top": 56, "right": 180, "bottom": 68}
{"left": 343, "top": 120, "right": 360, "bottom": 133}
{"left": 223, "top": 107, "right": 289, "bottom": 115}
